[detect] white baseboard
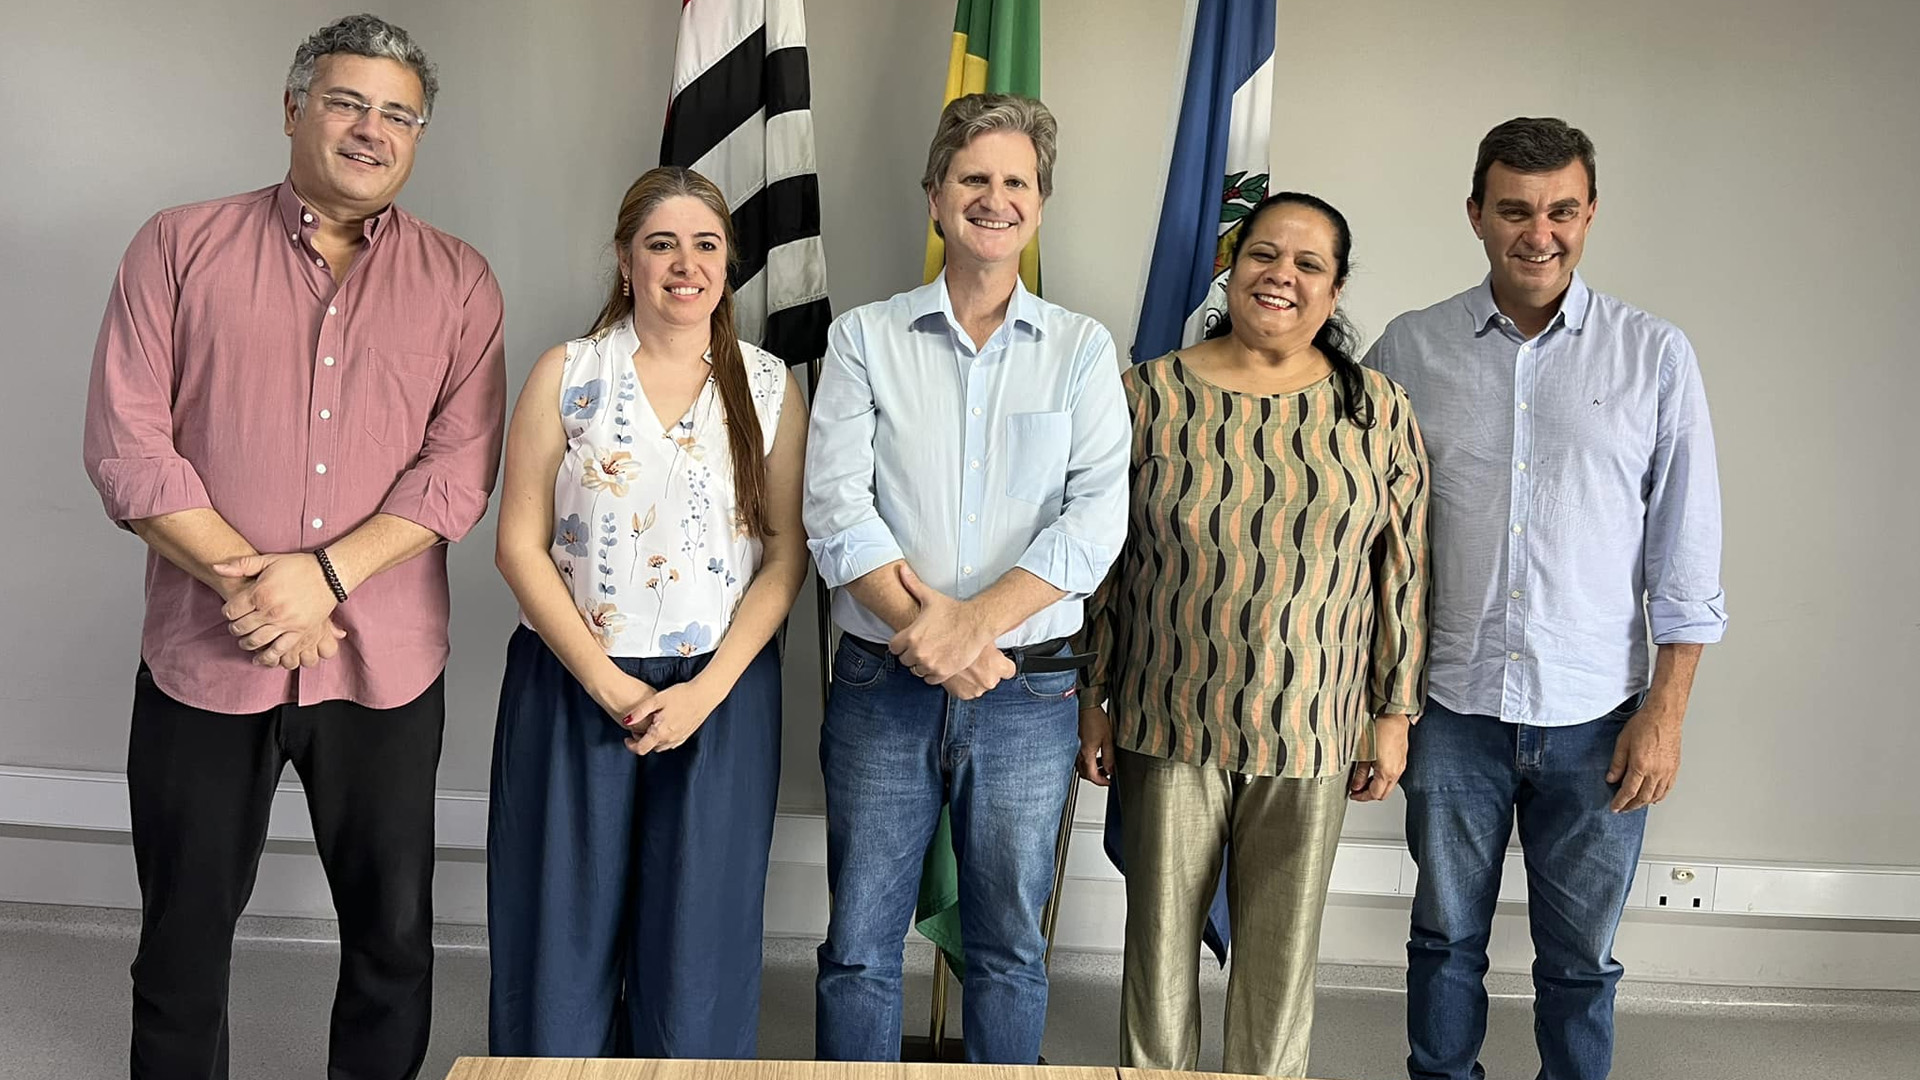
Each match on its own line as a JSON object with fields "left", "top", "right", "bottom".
{"left": 4, "top": 765, "right": 1918, "bottom": 990}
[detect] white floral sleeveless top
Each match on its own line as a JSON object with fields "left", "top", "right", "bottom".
{"left": 539, "top": 317, "right": 787, "bottom": 658}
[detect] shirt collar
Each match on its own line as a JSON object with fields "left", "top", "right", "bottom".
{"left": 608, "top": 315, "right": 713, "bottom": 365}
{"left": 608, "top": 315, "right": 640, "bottom": 359}
{"left": 909, "top": 270, "right": 1046, "bottom": 341}
{"left": 275, "top": 176, "right": 393, "bottom": 245}
{"left": 1558, "top": 272, "right": 1591, "bottom": 331}
{"left": 1467, "top": 270, "right": 1592, "bottom": 336}
{"left": 1465, "top": 276, "right": 1504, "bottom": 332}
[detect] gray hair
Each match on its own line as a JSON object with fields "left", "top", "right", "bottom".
{"left": 921, "top": 93, "right": 1058, "bottom": 199}
{"left": 1471, "top": 116, "right": 1596, "bottom": 205}
{"left": 287, "top": 14, "right": 438, "bottom": 119}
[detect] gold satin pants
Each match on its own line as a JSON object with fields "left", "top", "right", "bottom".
{"left": 1116, "top": 748, "right": 1350, "bottom": 1077}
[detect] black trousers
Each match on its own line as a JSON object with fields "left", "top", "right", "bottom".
{"left": 126, "top": 665, "right": 444, "bottom": 1080}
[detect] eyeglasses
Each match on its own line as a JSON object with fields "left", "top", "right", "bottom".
{"left": 307, "top": 92, "right": 428, "bottom": 134}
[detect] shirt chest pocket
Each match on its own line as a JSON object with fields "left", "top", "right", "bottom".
{"left": 1531, "top": 379, "right": 1654, "bottom": 523}
{"left": 1005, "top": 411, "right": 1071, "bottom": 505}
{"left": 357, "top": 348, "right": 450, "bottom": 449}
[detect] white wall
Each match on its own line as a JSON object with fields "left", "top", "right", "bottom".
{"left": 3, "top": 0, "right": 1917, "bottom": 980}
{"left": 1270, "top": 0, "right": 1920, "bottom": 871}
{"left": 3, "top": 0, "right": 350, "bottom": 774}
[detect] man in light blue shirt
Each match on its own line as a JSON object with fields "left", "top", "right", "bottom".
{"left": 803, "top": 93, "right": 1129, "bottom": 1064}
{"left": 1366, "top": 117, "right": 1725, "bottom": 1080}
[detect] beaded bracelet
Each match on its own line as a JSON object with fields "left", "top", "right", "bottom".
{"left": 314, "top": 547, "right": 349, "bottom": 604}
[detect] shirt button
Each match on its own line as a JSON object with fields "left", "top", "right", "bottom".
{"left": 1519, "top": 401, "right": 1529, "bottom": 410}
{"left": 303, "top": 213, "right": 313, "bottom": 224}
{"left": 323, "top": 356, "right": 335, "bottom": 367}
{"left": 1508, "top": 652, "right": 1521, "bottom": 661}
{"left": 312, "top": 518, "right": 324, "bottom": 529}
{"left": 1516, "top": 462, "right": 1528, "bottom": 471}
{"left": 315, "top": 463, "right": 327, "bottom": 475}
{"left": 1520, "top": 343, "right": 1531, "bottom": 353}
{"left": 1511, "top": 590, "right": 1523, "bottom": 599}
{"left": 972, "top": 407, "right": 982, "bottom": 417}
{"left": 970, "top": 460, "right": 981, "bottom": 470}
{"left": 327, "top": 306, "right": 337, "bottom": 316}
{"left": 1512, "top": 524, "right": 1524, "bottom": 535}
{"left": 963, "top": 566, "right": 974, "bottom": 575}
{"left": 319, "top": 408, "right": 331, "bottom": 419}
{"left": 288, "top": 233, "right": 297, "bottom": 243}
{"left": 967, "top": 513, "right": 977, "bottom": 523}
{"left": 314, "top": 257, "right": 326, "bottom": 267}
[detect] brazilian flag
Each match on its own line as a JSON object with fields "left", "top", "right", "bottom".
{"left": 914, "top": 0, "right": 1042, "bottom": 980}
{"left": 921, "top": 0, "right": 1043, "bottom": 294}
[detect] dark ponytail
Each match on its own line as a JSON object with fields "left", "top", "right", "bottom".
{"left": 1205, "top": 191, "right": 1373, "bottom": 428}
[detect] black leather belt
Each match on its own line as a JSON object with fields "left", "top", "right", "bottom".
{"left": 840, "top": 633, "right": 1095, "bottom": 675}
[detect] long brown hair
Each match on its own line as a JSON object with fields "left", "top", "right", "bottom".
{"left": 587, "top": 167, "right": 772, "bottom": 537}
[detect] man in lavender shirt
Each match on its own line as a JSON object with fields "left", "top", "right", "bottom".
{"left": 81, "top": 15, "right": 505, "bottom": 1079}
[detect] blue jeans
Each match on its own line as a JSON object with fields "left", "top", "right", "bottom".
{"left": 1403, "top": 697, "right": 1648, "bottom": 1080}
{"left": 814, "top": 639, "right": 1080, "bottom": 1063}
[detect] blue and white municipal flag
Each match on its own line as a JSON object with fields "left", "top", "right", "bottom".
{"left": 1132, "top": 0, "right": 1274, "bottom": 361}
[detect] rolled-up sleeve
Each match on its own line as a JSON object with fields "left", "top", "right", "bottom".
{"left": 1369, "top": 382, "right": 1431, "bottom": 717}
{"left": 1643, "top": 332, "right": 1727, "bottom": 644}
{"left": 1014, "top": 326, "right": 1129, "bottom": 598}
{"left": 1072, "top": 369, "right": 1141, "bottom": 702}
{"left": 804, "top": 313, "right": 907, "bottom": 588}
{"left": 83, "top": 214, "right": 213, "bottom": 528}
{"left": 378, "top": 258, "right": 506, "bottom": 542}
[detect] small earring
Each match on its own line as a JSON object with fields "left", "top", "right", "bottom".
{"left": 621, "top": 277, "right": 630, "bottom": 297}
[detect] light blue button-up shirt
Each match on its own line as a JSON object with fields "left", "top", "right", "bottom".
{"left": 803, "top": 273, "right": 1130, "bottom": 647}
{"left": 1365, "top": 273, "right": 1726, "bottom": 725}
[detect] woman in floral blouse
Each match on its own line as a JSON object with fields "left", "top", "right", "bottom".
{"left": 486, "top": 167, "right": 809, "bottom": 1058}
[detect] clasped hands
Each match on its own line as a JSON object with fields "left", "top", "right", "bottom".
{"left": 592, "top": 671, "right": 723, "bottom": 757}
{"left": 214, "top": 552, "right": 346, "bottom": 670}
{"left": 889, "top": 564, "right": 1013, "bottom": 701}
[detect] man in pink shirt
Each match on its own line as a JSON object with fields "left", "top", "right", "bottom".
{"left": 80, "top": 15, "right": 505, "bottom": 1079}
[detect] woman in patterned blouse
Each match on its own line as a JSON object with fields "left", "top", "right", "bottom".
{"left": 1076, "top": 192, "right": 1431, "bottom": 1076}
{"left": 486, "top": 168, "right": 810, "bottom": 1058}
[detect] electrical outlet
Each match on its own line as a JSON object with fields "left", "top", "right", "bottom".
{"left": 1644, "top": 862, "right": 1718, "bottom": 911}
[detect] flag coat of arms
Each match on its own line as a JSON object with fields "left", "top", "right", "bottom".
{"left": 1131, "top": 0, "right": 1274, "bottom": 362}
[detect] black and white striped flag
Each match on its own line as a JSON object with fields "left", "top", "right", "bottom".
{"left": 662, "top": 0, "right": 831, "bottom": 366}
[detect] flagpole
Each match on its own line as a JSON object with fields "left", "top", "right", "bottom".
{"left": 928, "top": 951, "right": 951, "bottom": 1056}
{"left": 806, "top": 358, "right": 833, "bottom": 707}
{"left": 1040, "top": 778, "right": 1079, "bottom": 967}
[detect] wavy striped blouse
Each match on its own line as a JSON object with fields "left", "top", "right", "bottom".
{"left": 1078, "top": 353, "right": 1431, "bottom": 778}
